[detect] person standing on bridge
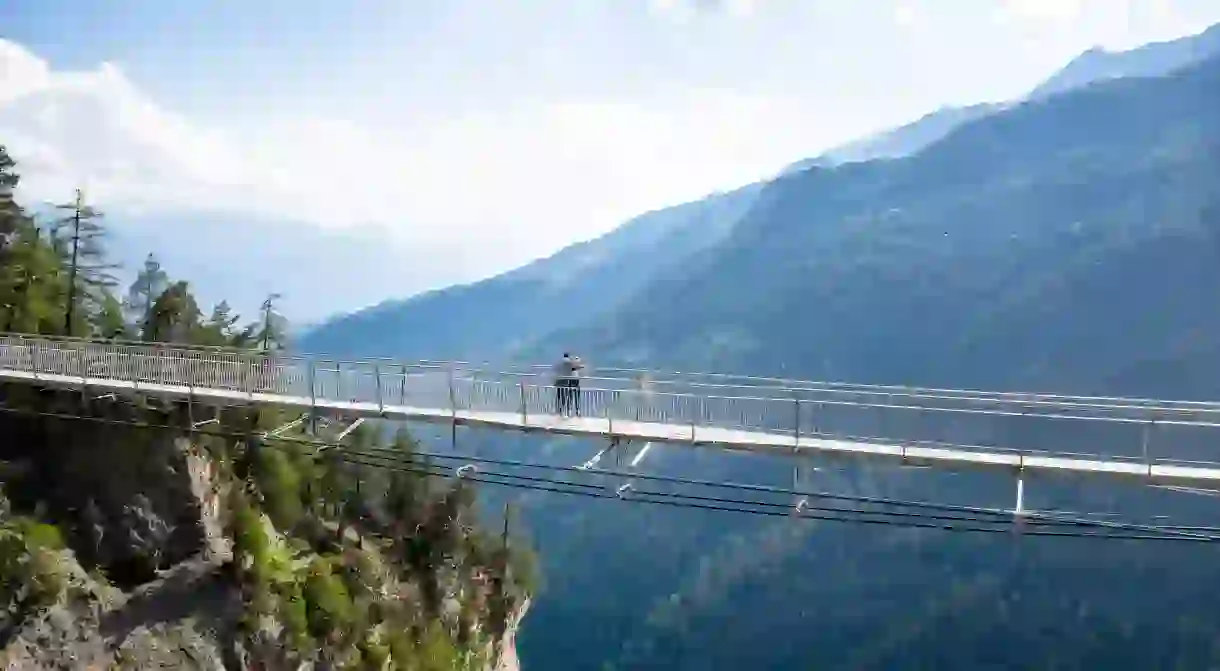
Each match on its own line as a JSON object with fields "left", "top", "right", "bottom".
{"left": 554, "top": 352, "right": 585, "bottom": 416}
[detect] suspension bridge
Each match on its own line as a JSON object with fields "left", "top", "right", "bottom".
{"left": 4, "top": 333, "right": 1220, "bottom": 518}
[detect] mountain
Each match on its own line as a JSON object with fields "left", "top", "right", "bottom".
{"left": 571, "top": 53, "right": 1220, "bottom": 394}
{"left": 304, "top": 23, "right": 1220, "bottom": 358}
{"left": 102, "top": 210, "right": 422, "bottom": 325}
{"left": 298, "top": 182, "right": 765, "bottom": 360}
{"left": 1030, "top": 21, "right": 1220, "bottom": 99}
{"left": 819, "top": 102, "right": 1003, "bottom": 165}
{"left": 808, "top": 21, "right": 1220, "bottom": 167}
{"left": 297, "top": 34, "right": 1220, "bottom": 671}
{"left": 507, "top": 53, "right": 1220, "bottom": 670}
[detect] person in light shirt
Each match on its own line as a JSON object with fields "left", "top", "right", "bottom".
{"left": 553, "top": 352, "right": 585, "bottom": 416}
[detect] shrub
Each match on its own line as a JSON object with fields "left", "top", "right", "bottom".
{"left": 303, "top": 557, "right": 356, "bottom": 640}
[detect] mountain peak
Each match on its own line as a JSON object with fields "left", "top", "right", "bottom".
{"left": 1031, "top": 21, "right": 1220, "bottom": 99}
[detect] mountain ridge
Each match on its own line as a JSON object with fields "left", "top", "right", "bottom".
{"left": 514, "top": 50, "right": 1220, "bottom": 670}
{"left": 304, "top": 21, "right": 1220, "bottom": 365}
{"left": 809, "top": 20, "right": 1220, "bottom": 167}
{"left": 299, "top": 32, "right": 1220, "bottom": 671}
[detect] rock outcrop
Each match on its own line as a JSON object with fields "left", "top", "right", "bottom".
{"left": 1, "top": 392, "right": 532, "bottom": 670}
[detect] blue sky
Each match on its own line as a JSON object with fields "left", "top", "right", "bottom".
{"left": 2, "top": 0, "right": 1220, "bottom": 297}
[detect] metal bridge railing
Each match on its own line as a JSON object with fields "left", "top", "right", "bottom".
{"left": 5, "top": 334, "right": 1220, "bottom": 469}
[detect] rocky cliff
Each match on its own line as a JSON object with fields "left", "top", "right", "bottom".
{"left": 0, "top": 385, "right": 532, "bottom": 670}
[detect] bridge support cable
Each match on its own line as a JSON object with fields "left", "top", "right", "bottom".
{"left": 3, "top": 393, "right": 1218, "bottom": 541}
{"left": 576, "top": 438, "right": 620, "bottom": 471}
{"left": 1013, "top": 468, "right": 1026, "bottom": 517}
{"left": 339, "top": 446, "right": 1220, "bottom": 541}
{"left": 332, "top": 451, "right": 1220, "bottom": 543}
{"left": 335, "top": 417, "right": 367, "bottom": 442}
{"left": 629, "top": 442, "right": 654, "bottom": 468}
{"left": 265, "top": 414, "right": 308, "bottom": 439}
{"left": 331, "top": 441, "right": 1220, "bottom": 541}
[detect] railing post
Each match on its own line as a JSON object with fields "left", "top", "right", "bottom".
{"left": 692, "top": 396, "right": 702, "bottom": 443}
{"left": 31, "top": 341, "right": 40, "bottom": 381}
{"left": 374, "top": 364, "right": 384, "bottom": 415}
{"left": 519, "top": 381, "right": 527, "bottom": 426}
{"left": 1142, "top": 420, "right": 1154, "bottom": 477}
{"left": 399, "top": 364, "right": 407, "bottom": 406}
{"left": 307, "top": 360, "right": 318, "bottom": 435}
{"left": 307, "top": 361, "right": 317, "bottom": 407}
{"left": 76, "top": 347, "right": 88, "bottom": 402}
{"left": 793, "top": 397, "right": 801, "bottom": 448}
{"left": 882, "top": 393, "right": 892, "bottom": 441}
{"left": 131, "top": 347, "right": 139, "bottom": 392}
{"left": 448, "top": 366, "right": 457, "bottom": 419}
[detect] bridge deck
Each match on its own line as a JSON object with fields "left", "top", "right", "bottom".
{"left": 6, "top": 366, "right": 1220, "bottom": 486}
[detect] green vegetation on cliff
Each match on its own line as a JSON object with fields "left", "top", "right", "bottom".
{"left": 0, "top": 144, "right": 533, "bottom": 669}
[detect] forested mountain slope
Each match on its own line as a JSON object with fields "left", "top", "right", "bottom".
{"left": 290, "top": 32, "right": 1220, "bottom": 671}
{"left": 572, "top": 53, "right": 1220, "bottom": 399}
{"left": 305, "top": 22, "right": 1220, "bottom": 366}
{"left": 511, "top": 52, "right": 1220, "bottom": 671}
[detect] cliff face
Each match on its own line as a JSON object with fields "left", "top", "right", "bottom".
{"left": 0, "top": 405, "right": 242, "bottom": 670}
{"left": 0, "top": 385, "right": 532, "bottom": 670}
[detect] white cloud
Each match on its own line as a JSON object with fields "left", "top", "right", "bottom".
{"left": 892, "top": 1, "right": 919, "bottom": 28}
{"left": 0, "top": 39, "right": 812, "bottom": 277}
{"left": 996, "top": 0, "right": 1086, "bottom": 25}
{"left": 649, "top": 0, "right": 759, "bottom": 21}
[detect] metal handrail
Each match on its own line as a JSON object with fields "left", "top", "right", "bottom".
{"left": 9, "top": 331, "right": 1220, "bottom": 413}
{"left": 3, "top": 332, "right": 1219, "bottom": 420}
{"left": 4, "top": 335, "right": 1220, "bottom": 473}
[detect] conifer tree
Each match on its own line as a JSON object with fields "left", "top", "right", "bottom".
{"left": 254, "top": 292, "right": 288, "bottom": 351}
{"left": 0, "top": 222, "right": 64, "bottom": 335}
{"left": 144, "top": 280, "right": 202, "bottom": 343}
{"left": 0, "top": 144, "right": 20, "bottom": 239}
{"left": 95, "top": 292, "right": 129, "bottom": 339}
{"left": 51, "top": 189, "right": 119, "bottom": 336}
{"left": 125, "top": 253, "right": 169, "bottom": 336}
{"left": 195, "top": 300, "right": 243, "bottom": 346}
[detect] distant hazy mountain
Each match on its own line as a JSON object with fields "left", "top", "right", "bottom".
{"left": 1030, "top": 21, "right": 1220, "bottom": 99}
{"left": 298, "top": 23, "right": 1220, "bottom": 349}
{"left": 802, "top": 21, "right": 1220, "bottom": 167}
{"left": 298, "top": 182, "right": 764, "bottom": 360}
{"left": 819, "top": 102, "right": 1004, "bottom": 165}
{"left": 99, "top": 210, "right": 420, "bottom": 324}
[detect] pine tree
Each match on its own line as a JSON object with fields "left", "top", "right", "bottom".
{"left": 95, "top": 291, "right": 129, "bottom": 339}
{"left": 0, "top": 222, "right": 64, "bottom": 335}
{"left": 144, "top": 280, "right": 202, "bottom": 343}
{"left": 51, "top": 189, "right": 119, "bottom": 336}
{"left": 254, "top": 292, "right": 288, "bottom": 351}
{"left": 0, "top": 144, "right": 21, "bottom": 240}
{"left": 125, "top": 253, "right": 169, "bottom": 337}
{"left": 0, "top": 145, "right": 34, "bottom": 331}
{"left": 196, "top": 300, "right": 242, "bottom": 346}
